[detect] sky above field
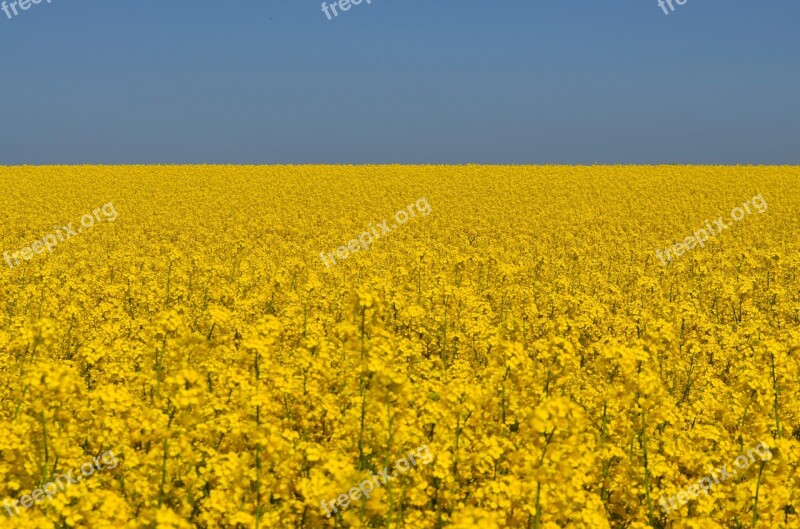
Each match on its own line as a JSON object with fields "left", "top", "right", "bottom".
{"left": 0, "top": 0, "right": 798, "bottom": 164}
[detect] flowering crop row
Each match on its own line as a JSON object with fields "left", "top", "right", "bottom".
{"left": 0, "top": 166, "right": 798, "bottom": 528}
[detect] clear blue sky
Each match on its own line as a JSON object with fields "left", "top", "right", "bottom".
{"left": 0, "top": 0, "right": 798, "bottom": 164}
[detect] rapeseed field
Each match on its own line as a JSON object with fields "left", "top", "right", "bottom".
{"left": 1, "top": 165, "right": 799, "bottom": 528}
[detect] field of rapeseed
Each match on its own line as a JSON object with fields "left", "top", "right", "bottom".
{"left": 1, "top": 165, "right": 799, "bottom": 529}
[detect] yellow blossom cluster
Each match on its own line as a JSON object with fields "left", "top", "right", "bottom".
{"left": 0, "top": 165, "right": 799, "bottom": 528}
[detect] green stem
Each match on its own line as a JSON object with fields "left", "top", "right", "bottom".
{"left": 41, "top": 410, "right": 49, "bottom": 484}
{"left": 158, "top": 439, "right": 168, "bottom": 507}
{"left": 770, "top": 353, "right": 782, "bottom": 437}
{"left": 752, "top": 462, "right": 765, "bottom": 527}
{"left": 642, "top": 408, "right": 653, "bottom": 523}
{"left": 386, "top": 398, "right": 393, "bottom": 529}
{"left": 534, "top": 429, "right": 556, "bottom": 529}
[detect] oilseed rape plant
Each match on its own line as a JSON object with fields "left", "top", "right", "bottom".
{"left": 0, "top": 165, "right": 799, "bottom": 528}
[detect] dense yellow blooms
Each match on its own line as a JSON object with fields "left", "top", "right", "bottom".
{"left": 0, "top": 165, "right": 799, "bottom": 528}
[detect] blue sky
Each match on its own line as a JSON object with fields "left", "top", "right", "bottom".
{"left": 0, "top": 0, "right": 798, "bottom": 164}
